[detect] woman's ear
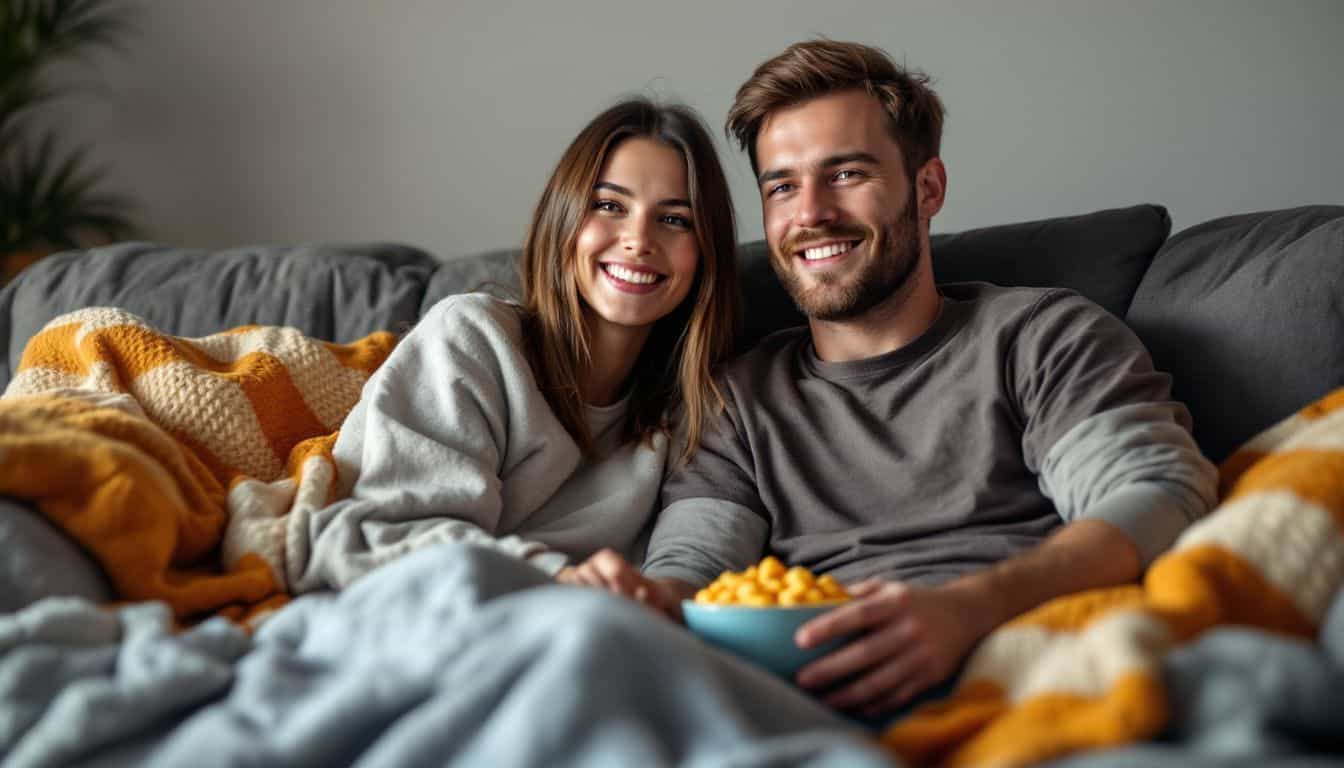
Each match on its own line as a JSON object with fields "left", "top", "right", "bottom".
{"left": 915, "top": 158, "right": 947, "bottom": 221}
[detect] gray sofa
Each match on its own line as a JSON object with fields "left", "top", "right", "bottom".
{"left": 2, "top": 203, "right": 1343, "bottom": 766}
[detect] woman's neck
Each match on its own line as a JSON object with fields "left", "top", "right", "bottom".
{"left": 580, "top": 317, "right": 651, "bottom": 407}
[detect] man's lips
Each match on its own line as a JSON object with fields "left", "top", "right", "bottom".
{"left": 792, "top": 239, "right": 863, "bottom": 263}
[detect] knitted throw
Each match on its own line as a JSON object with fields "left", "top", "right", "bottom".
{"left": 881, "top": 387, "right": 1344, "bottom": 766}
{"left": 1, "top": 308, "right": 396, "bottom": 623}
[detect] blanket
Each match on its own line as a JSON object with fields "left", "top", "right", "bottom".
{"left": 882, "top": 388, "right": 1344, "bottom": 766}
{"left": 1, "top": 308, "right": 396, "bottom": 622}
{"left": 4, "top": 308, "right": 1342, "bottom": 766}
{"left": 0, "top": 544, "right": 894, "bottom": 768}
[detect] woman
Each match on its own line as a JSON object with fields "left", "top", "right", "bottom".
{"left": 291, "top": 99, "right": 740, "bottom": 594}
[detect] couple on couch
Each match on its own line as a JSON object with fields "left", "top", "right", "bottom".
{"left": 311, "top": 39, "right": 1217, "bottom": 722}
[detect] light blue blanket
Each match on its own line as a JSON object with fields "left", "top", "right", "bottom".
{"left": 5, "top": 542, "right": 1344, "bottom": 767}
{"left": 0, "top": 545, "right": 893, "bottom": 767}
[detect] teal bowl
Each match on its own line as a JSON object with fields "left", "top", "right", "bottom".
{"left": 681, "top": 600, "right": 849, "bottom": 679}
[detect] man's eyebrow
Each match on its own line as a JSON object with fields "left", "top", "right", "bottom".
{"left": 594, "top": 181, "right": 689, "bottom": 208}
{"left": 757, "top": 152, "right": 881, "bottom": 186}
{"left": 820, "top": 151, "right": 880, "bottom": 168}
{"left": 757, "top": 167, "right": 793, "bottom": 186}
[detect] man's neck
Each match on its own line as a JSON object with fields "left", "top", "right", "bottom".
{"left": 808, "top": 259, "right": 942, "bottom": 363}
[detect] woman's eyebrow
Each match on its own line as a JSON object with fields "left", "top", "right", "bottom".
{"left": 594, "top": 181, "right": 633, "bottom": 196}
{"left": 595, "top": 181, "right": 689, "bottom": 208}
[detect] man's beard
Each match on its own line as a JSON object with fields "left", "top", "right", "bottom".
{"left": 771, "top": 195, "right": 921, "bottom": 322}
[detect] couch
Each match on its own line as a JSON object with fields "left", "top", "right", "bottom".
{"left": 2, "top": 203, "right": 1342, "bottom": 766}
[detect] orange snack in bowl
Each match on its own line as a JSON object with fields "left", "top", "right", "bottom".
{"left": 693, "top": 556, "right": 850, "bottom": 606}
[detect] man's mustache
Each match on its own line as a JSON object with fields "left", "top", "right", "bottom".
{"left": 779, "top": 224, "right": 871, "bottom": 258}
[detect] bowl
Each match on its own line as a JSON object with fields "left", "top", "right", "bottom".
{"left": 681, "top": 600, "right": 849, "bottom": 679}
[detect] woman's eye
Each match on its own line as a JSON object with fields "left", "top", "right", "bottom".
{"left": 593, "top": 199, "right": 623, "bottom": 213}
{"left": 662, "top": 214, "right": 692, "bottom": 229}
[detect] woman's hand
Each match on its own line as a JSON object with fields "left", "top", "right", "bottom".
{"left": 556, "top": 549, "right": 681, "bottom": 618}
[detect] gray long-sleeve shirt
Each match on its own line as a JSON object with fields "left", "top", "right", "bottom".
{"left": 291, "top": 293, "right": 669, "bottom": 591}
{"left": 645, "top": 283, "right": 1217, "bottom": 588}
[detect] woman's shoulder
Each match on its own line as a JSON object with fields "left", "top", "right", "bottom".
{"left": 418, "top": 292, "right": 526, "bottom": 343}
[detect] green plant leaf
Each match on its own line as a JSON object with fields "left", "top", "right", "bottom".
{"left": 1, "top": 0, "right": 136, "bottom": 254}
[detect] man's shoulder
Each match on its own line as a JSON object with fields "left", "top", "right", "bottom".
{"left": 719, "top": 325, "right": 810, "bottom": 382}
{"left": 942, "top": 282, "right": 1110, "bottom": 331}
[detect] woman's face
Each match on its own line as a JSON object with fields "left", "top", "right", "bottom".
{"left": 573, "top": 137, "right": 700, "bottom": 339}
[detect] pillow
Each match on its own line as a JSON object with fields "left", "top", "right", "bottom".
{"left": 1126, "top": 206, "right": 1344, "bottom": 463}
{"left": 0, "top": 242, "right": 437, "bottom": 390}
{"left": 0, "top": 497, "right": 112, "bottom": 612}
{"left": 738, "top": 204, "right": 1171, "bottom": 349}
{"left": 421, "top": 248, "right": 523, "bottom": 313}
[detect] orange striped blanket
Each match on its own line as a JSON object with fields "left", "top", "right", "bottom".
{"left": 881, "top": 388, "right": 1344, "bottom": 766}
{"left": 0, "top": 308, "right": 396, "bottom": 624}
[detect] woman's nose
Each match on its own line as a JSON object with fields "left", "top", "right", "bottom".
{"left": 622, "top": 215, "right": 655, "bottom": 255}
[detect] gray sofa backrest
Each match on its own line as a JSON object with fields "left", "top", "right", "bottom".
{"left": 0, "top": 242, "right": 439, "bottom": 387}
{"left": 1126, "top": 205, "right": 1344, "bottom": 463}
{"left": 412, "top": 204, "right": 1173, "bottom": 351}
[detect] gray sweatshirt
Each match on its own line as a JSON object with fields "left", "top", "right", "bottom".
{"left": 645, "top": 284, "right": 1218, "bottom": 588}
{"left": 291, "top": 293, "right": 669, "bottom": 591}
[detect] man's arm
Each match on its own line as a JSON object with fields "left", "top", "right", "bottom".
{"left": 792, "top": 293, "right": 1217, "bottom": 716}
{"left": 794, "top": 518, "right": 1139, "bottom": 715}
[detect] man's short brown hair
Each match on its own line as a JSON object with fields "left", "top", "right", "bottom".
{"left": 726, "top": 40, "right": 945, "bottom": 180}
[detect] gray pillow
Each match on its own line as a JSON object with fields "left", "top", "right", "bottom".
{"left": 0, "top": 242, "right": 438, "bottom": 390}
{"left": 0, "top": 497, "right": 112, "bottom": 613}
{"left": 422, "top": 248, "right": 523, "bottom": 314}
{"left": 1126, "top": 206, "right": 1344, "bottom": 463}
{"left": 738, "top": 204, "right": 1171, "bottom": 349}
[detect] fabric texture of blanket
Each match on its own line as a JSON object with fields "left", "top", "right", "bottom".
{"left": 0, "top": 544, "right": 894, "bottom": 768}
{"left": 882, "top": 387, "right": 1344, "bottom": 766}
{"left": 0, "top": 308, "right": 395, "bottom": 622}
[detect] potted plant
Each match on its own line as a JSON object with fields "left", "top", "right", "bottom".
{"left": 2, "top": 0, "right": 136, "bottom": 284}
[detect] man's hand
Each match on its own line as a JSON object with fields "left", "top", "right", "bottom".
{"left": 555, "top": 549, "right": 682, "bottom": 618}
{"left": 793, "top": 579, "right": 988, "bottom": 716}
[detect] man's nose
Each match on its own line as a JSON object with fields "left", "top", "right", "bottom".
{"left": 795, "top": 182, "right": 836, "bottom": 229}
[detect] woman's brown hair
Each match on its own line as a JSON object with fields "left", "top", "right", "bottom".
{"left": 518, "top": 99, "right": 740, "bottom": 463}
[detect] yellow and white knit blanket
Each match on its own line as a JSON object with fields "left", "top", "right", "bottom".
{"left": 881, "top": 388, "right": 1344, "bottom": 766}
{"left": 1, "top": 308, "right": 396, "bottom": 623}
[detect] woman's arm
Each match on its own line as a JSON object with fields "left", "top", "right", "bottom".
{"left": 289, "top": 296, "right": 574, "bottom": 592}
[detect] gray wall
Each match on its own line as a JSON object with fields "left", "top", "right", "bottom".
{"left": 54, "top": 0, "right": 1344, "bottom": 259}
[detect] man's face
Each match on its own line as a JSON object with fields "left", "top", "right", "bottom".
{"left": 756, "top": 89, "right": 921, "bottom": 322}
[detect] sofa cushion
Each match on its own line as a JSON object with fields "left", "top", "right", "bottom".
{"left": 421, "top": 248, "right": 522, "bottom": 313}
{"left": 1126, "top": 206, "right": 1344, "bottom": 463}
{"left": 0, "top": 242, "right": 438, "bottom": 390}
{"left": 0, "top": 497, "right": 112, "bottom": 613}
{"left": 738, "top": 204, "right": 1171, "bottom": 349}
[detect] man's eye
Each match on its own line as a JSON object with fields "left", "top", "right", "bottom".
{"left": 834, "top": 169, "right": 863, "bottom": 181}
{"left": 767, "top": 182, "right": 795, "bottom": 197}
{"left": 593, "top": 199, "right": 623, "bottom": 213}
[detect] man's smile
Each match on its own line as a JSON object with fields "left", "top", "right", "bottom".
{"left": 794, "top": 239, "right": 863, "bottom": 267}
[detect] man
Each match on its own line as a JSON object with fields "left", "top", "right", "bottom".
{"left": 572, "top": 40, "right": 1216, "bottom": 718}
